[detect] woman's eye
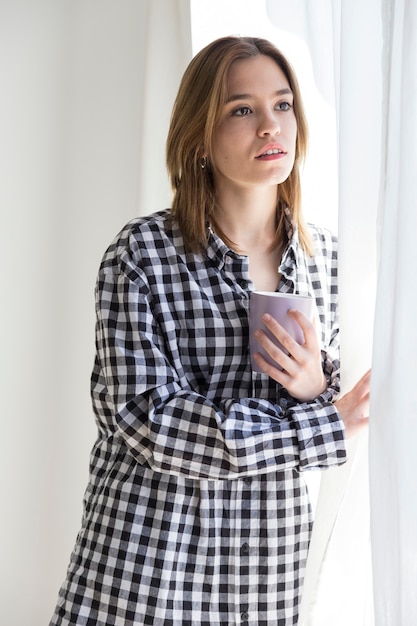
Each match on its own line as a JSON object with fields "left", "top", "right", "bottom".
{"left": 233, "top": 106, "right": 252, "bottom": 117}
{"left": 276, "top": 101, "right": 293, "bottom": 112}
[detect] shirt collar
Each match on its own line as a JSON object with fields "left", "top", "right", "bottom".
{"left": 205, "top": 225, "right": 245, "bottom": 269}
{"left": 205, "top": 208, "right": 303, "bottom": 278}
{"left": 280, "top": 210, "right": 315, "bottom": 298}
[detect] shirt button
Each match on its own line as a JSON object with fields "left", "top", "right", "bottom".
{"left": 243, "top": 477, "right": 252, "bottom": 486}
{"left": 241, "top": 542, "right": 250, "bottom": 555}
{"left": 241, "top": 611, "right": 249, "bottom": 622}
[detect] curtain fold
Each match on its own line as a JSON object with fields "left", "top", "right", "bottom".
{"left": 267, "top": 1, "right": 381, "bottom": 623}
{"left": 370, "top": 1, "right": 417, "bottom": 623}
{"left": 299, "top": 7, "right": 380, "bottom": 624}
{"left": 268, "top": 1, "right": 417, "bottom": 624}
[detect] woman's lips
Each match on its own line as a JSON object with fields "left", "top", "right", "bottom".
{"left": 255, "top": 143, "right": 286, "bottom": 159}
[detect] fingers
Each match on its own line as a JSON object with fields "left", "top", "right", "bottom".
{"left": 255, "top": 311, "right": 318, "bottom": 363}
{"left": 254, "top": 324, "right": 296, "bottom": 374}
{"left": 352, "top": 369, "right": 371, "bottom": 396}
{"left": 350, "top": 370, "right": 371, "bottom": 401}
{"left": 261, "top": 311, "right": 310, "bottom": 347}
{"left": 334, "top": 370, "right": 372, "bottom": 438}
{"left": 253, "top": 312, "right": 327, "bottom": 401}
{"left": 253, "top": 350, "right": 291, "bottom": 385}
{"left": 287, "top": 308, "right": 319, "bottom": 346}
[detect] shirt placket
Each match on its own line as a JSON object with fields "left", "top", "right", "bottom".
{"left": 220, "top": 253, "right": 252, "bottom": 623}
{"left": 230, "top": 476, "right": 258, "bottom": 625}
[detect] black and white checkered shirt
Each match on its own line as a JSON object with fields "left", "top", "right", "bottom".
{"left": 50, "top": 209, "right": 346, "bottom": 626}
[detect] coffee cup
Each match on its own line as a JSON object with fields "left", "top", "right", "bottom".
{"left": 249, "top": 291, "right": 314, "bottom": 372}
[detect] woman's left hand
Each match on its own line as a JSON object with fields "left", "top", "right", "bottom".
{"left": 252, "top": 310, "right": 327, "bottom": 402}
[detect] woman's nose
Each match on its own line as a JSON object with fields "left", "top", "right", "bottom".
{"left": 258, "top": 110, "right": 281, "bottom": 137}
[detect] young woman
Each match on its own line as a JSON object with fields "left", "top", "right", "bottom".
{"left": 50, "top": 36, "right": 370, "bottom": 626}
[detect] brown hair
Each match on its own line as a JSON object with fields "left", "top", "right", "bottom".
{"left": 166, "top": 36, "right": 312, "bottom": 253}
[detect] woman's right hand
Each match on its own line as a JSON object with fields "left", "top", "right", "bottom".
{"left": 334, "top": 369, "right": 371, "bottom": 438}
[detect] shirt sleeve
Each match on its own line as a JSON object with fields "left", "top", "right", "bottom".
{"left": 92, "top": 253, "right": 346, "bottom": 481}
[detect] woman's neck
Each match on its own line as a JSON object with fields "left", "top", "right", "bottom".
{"left": 213, "top": 185, "right": 279, "bottom": 254}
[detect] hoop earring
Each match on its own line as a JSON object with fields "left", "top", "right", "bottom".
{"left": 200, "top": 156, "right": 207, "bottom": 170}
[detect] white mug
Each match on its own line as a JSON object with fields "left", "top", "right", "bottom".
{"left": 249, "top": 291, "right": 314, "bottom": 372}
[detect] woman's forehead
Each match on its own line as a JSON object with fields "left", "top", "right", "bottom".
{"left": 225, "top": 55, "right": 291, "bottom": 100}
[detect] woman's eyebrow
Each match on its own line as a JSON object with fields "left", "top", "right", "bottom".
{"left": 226, "top": 88, "right": 293, "bottom": 104}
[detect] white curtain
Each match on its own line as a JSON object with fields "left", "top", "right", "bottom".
{"left": 268, "top": 0, "right": 417, "bottom": 624}
{"left": 0, "top": 2, "right": 191, "bottom": 625}
{"left": 299, "top": 1, "right": 381, "bottom": 623}
{"left": 370, "top": 0, "right": 417, "bottom": 624}
{"left": 267, "top": 3, "right": 379, "bottom": 622}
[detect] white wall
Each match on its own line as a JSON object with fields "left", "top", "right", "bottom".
{"left": 0, "top": 2, "right": 176, "bottom": 623}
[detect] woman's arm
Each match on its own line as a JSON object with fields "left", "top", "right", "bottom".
{"left": 252, "top": 301, "right": 369, "bottom": 441}
{"left": 92, "top": 260, "right": 346, "bottom": 481}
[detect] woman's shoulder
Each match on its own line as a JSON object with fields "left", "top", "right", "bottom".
{"left": 113, "top": 208, "right": 172, "bottom": 247}
{"left": 307, "top": 223, "right": 338, "bottom": 258}
{"left": 100, "top": 209, "right": 175, "bottom": 268}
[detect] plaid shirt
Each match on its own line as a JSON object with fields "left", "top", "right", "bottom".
{"left": 50, "top": 209, "right": 346, "bottom": 626}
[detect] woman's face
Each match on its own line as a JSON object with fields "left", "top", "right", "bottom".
{"left": 210, "top": 54, "right": 297, "bottom": 195}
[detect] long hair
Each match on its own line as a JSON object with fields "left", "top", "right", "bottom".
{"left": 166, "top": 36, "right": 311, "bottom": 253}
